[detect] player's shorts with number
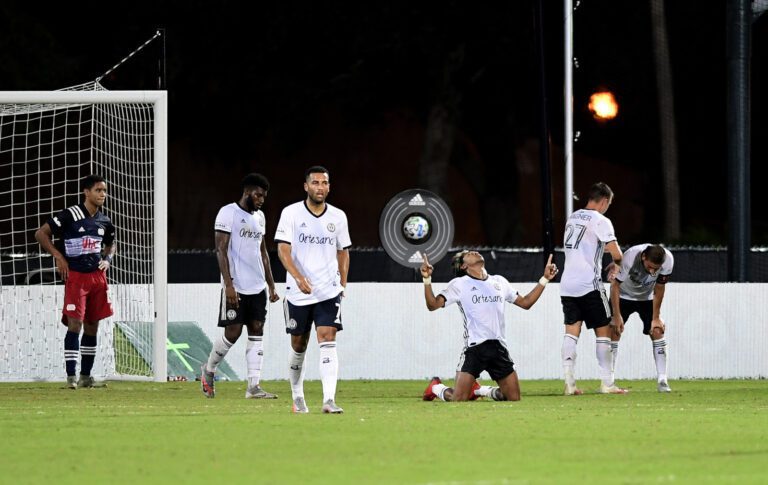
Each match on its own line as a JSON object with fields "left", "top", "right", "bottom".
{"left": 61, "top": 269, "right": 113, "bottom": 324}
{"left": 218, "top": 289, "right": 267, "bottom": 326}
{"left": 283, "top": 294, "right": 343, "bottom": 335}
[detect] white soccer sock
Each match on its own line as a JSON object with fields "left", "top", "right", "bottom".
{"left": 246, "top": 336, "right": 263, "bottom": 387}
{"left": 288, "top": 349, "right": 307, "bottom": 399}
{"left": 596, "top": 337, "right": 613, "bottom": 387}
{"left": 610, "top": 340, "right": 620, "bottom": 383}
{"left": 475, "top": 385, "right": 495, "bottom": 397}
{"left": 319, "top": 342, "right": 339, "bottom": 402}
{"left": 562, "top": 334, "right": 579, "bottom": 387}
{"left": 207, "top": 335, "right": 233, "bottom": 373}
{"left": 653, "top": 338, "right": 668, "bottom": 381}
{"left": 432, "top": 383, "right": 449, "bottom": 401}
{"left": 476, "top": 386, "right": 504, "bottom": 401}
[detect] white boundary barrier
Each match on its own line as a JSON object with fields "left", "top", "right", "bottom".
{"left": 170, "top": 283, "right": 768, "bottom": 381}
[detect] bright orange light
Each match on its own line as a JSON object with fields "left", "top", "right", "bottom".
{"left": 588, "top": 91, "right": 619, "bottom": 120}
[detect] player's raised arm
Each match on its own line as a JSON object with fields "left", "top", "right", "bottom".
{"left": 421, "top": 253, "right": 445, "bottom": 311}
{"left": 514, "top": 254, "right": 558, "bottom": 309}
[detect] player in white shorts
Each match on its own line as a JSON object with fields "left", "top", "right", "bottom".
{"left": 200, "top": 173, "right": 280, "bottom": 399}
{"left": 420, "top": 250, "right": 559, "bottom": 402}
{"left": 610, "top": 244, "right": 674, "bottom": 392}
{"left": 275, "top": 166, "right": 351, "bottom": 414}
{"left": 559, "top": 182, "right": 625, "bottom": 396}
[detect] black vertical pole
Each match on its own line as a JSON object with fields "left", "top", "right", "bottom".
{"left": 726, "top": 0, "right": 751, "bottom": 281}
{"left": 535, "top": 0, "right": 555, "bottom": 262}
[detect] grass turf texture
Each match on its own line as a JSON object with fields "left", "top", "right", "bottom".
{"left": 1, "top": 380, "right": 766, "bottom": 484}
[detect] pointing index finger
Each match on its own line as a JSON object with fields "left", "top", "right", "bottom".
{"left": 422, "top": 252, "right": 429, "bottom": 264}
{"left": 547, "top": 253, "right": 553, "bottom": 266}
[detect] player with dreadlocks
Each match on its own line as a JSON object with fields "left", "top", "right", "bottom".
{"left": 419, "top": 250, "right": 558, "bottom": 402}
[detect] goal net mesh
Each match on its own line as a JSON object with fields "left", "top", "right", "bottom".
{"left": 0, "top": 82, "right": 157, "bottom": 381}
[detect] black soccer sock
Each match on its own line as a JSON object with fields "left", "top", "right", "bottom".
{"left": 80, "top": 334, "right": 97, "bottom": 376}
{"left": 64, "top": 331, "right": 79, "bottom": 376}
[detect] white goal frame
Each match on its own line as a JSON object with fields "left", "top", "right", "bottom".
{"left": 0, "top": 90, "right": 168, "bottom": 382}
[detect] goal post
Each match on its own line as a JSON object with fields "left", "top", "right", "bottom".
{"left": 0, "top": 89, "right": 167, "bottom": 382}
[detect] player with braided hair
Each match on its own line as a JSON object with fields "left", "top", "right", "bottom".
{"left": 420, "top": 250, "right": 558, "bottom": 402}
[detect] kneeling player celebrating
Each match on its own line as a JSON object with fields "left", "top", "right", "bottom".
{"left": 421, "top": 251, "right": 558, "bottom": 402}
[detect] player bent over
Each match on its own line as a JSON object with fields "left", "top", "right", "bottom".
{"left": 35, "top": 175, "right": 115, "bottom": 389}
{"left": 421, "top": 251, "right": 558, "bottom": 402}
{"left": 200, "top": 174, "right": 280, "bottom": 399}
{"left": 609, "top": 244, "right": 674, "bottom": 392}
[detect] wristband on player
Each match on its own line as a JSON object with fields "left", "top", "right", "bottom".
{"left": 103, "top": 254, "right": 113, "bottom": 264}
{"left": 538, "top": 277, "right": 549, "bottom": 286}
{"left": 423, "top": 277, "right": 432, "bottom": 285}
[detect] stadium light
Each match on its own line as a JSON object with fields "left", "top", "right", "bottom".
{"left": 588, "top": 90, "right": 619, "bottom": 121}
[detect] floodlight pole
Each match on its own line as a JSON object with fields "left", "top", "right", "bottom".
{"left": 564, "top": 0, "right": 574, "bottom": 218}
{"left": 726, "top": 0, "right": 751, "bottom": 281}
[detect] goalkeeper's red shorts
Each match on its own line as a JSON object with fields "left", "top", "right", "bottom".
{"left": 60, "top": 269, "right": 113, "bottom": 325}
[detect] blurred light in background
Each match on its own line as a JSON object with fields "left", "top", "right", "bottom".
{"left": 588, "top": 91, "right": 619, "bottom": 120}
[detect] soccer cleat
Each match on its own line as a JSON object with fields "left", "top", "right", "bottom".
{"left": 77, "top": 375, "right": 107, "bottom": 388}
{"left": 200, "top": 364, "right": 215, "bottom": 398}
{"left": 66, "top": 375, "right": 77, "bottom": 390}
{"left": 657, "top": 380, "right": 672, "bottom": 393}
{"left": 321, "top": 399, "right": 344, "bottom": 414}
{"left": 291, "top": 396, "right": 309, "bottom": 414}
{"left": 468, "top": 380, "right": 481, "bottom": 401}
{"left": 423, "top": 376, "right": 441, "bottom": 401}
{"left": 245, "top": 385, "right": 278, "bottom": 399}
{"left": 599, "top": 384, "right": 629, "bottom": 394}
{"left": 564, "top": 383, "right": 583, "bottom": 396}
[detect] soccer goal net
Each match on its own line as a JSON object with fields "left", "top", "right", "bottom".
{"left": 0, "top": 83, "right": 167, "bottom": 382}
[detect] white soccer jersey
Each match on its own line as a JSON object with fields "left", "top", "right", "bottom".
{"left": 275, "top": 201, "right": 352, "bottom": 305}
{"left": 439, "top": 274, "right": 519, "bottom": 348}
{"left": 616, "top": 244, "right": 674, "bottom": 301}
{"left": 560, "top": 209, "right": 617, "bottom": 297}
{"left": 214, "top": 203, "right": 267, "bottom": 295}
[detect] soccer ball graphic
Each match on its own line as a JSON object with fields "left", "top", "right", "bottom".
{"left": 402, "top": 214, "right": 431, "bottom": 244}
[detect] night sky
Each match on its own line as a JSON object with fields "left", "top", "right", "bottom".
{"left": 2, "top": 1, "right": 767, "bottom": 249}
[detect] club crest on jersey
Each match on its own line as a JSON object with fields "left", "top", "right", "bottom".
{"left": 494, "top": 283, "right": 501, "bottom": 291}
{"left": 327, "top": 223, "right": 336, "bottom": 232}
{"left": 97, "top": 228, "right": 105, "bottom": 235}
{"left": 226, "top": 309, "right": 237, "bottom": 320}
{"left": 286, "top": 318, "right": 298, "bottom": 330}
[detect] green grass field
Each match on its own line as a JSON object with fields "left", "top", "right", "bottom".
{"left": 1, "top": 379, "right": 767, "bottom": 484}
